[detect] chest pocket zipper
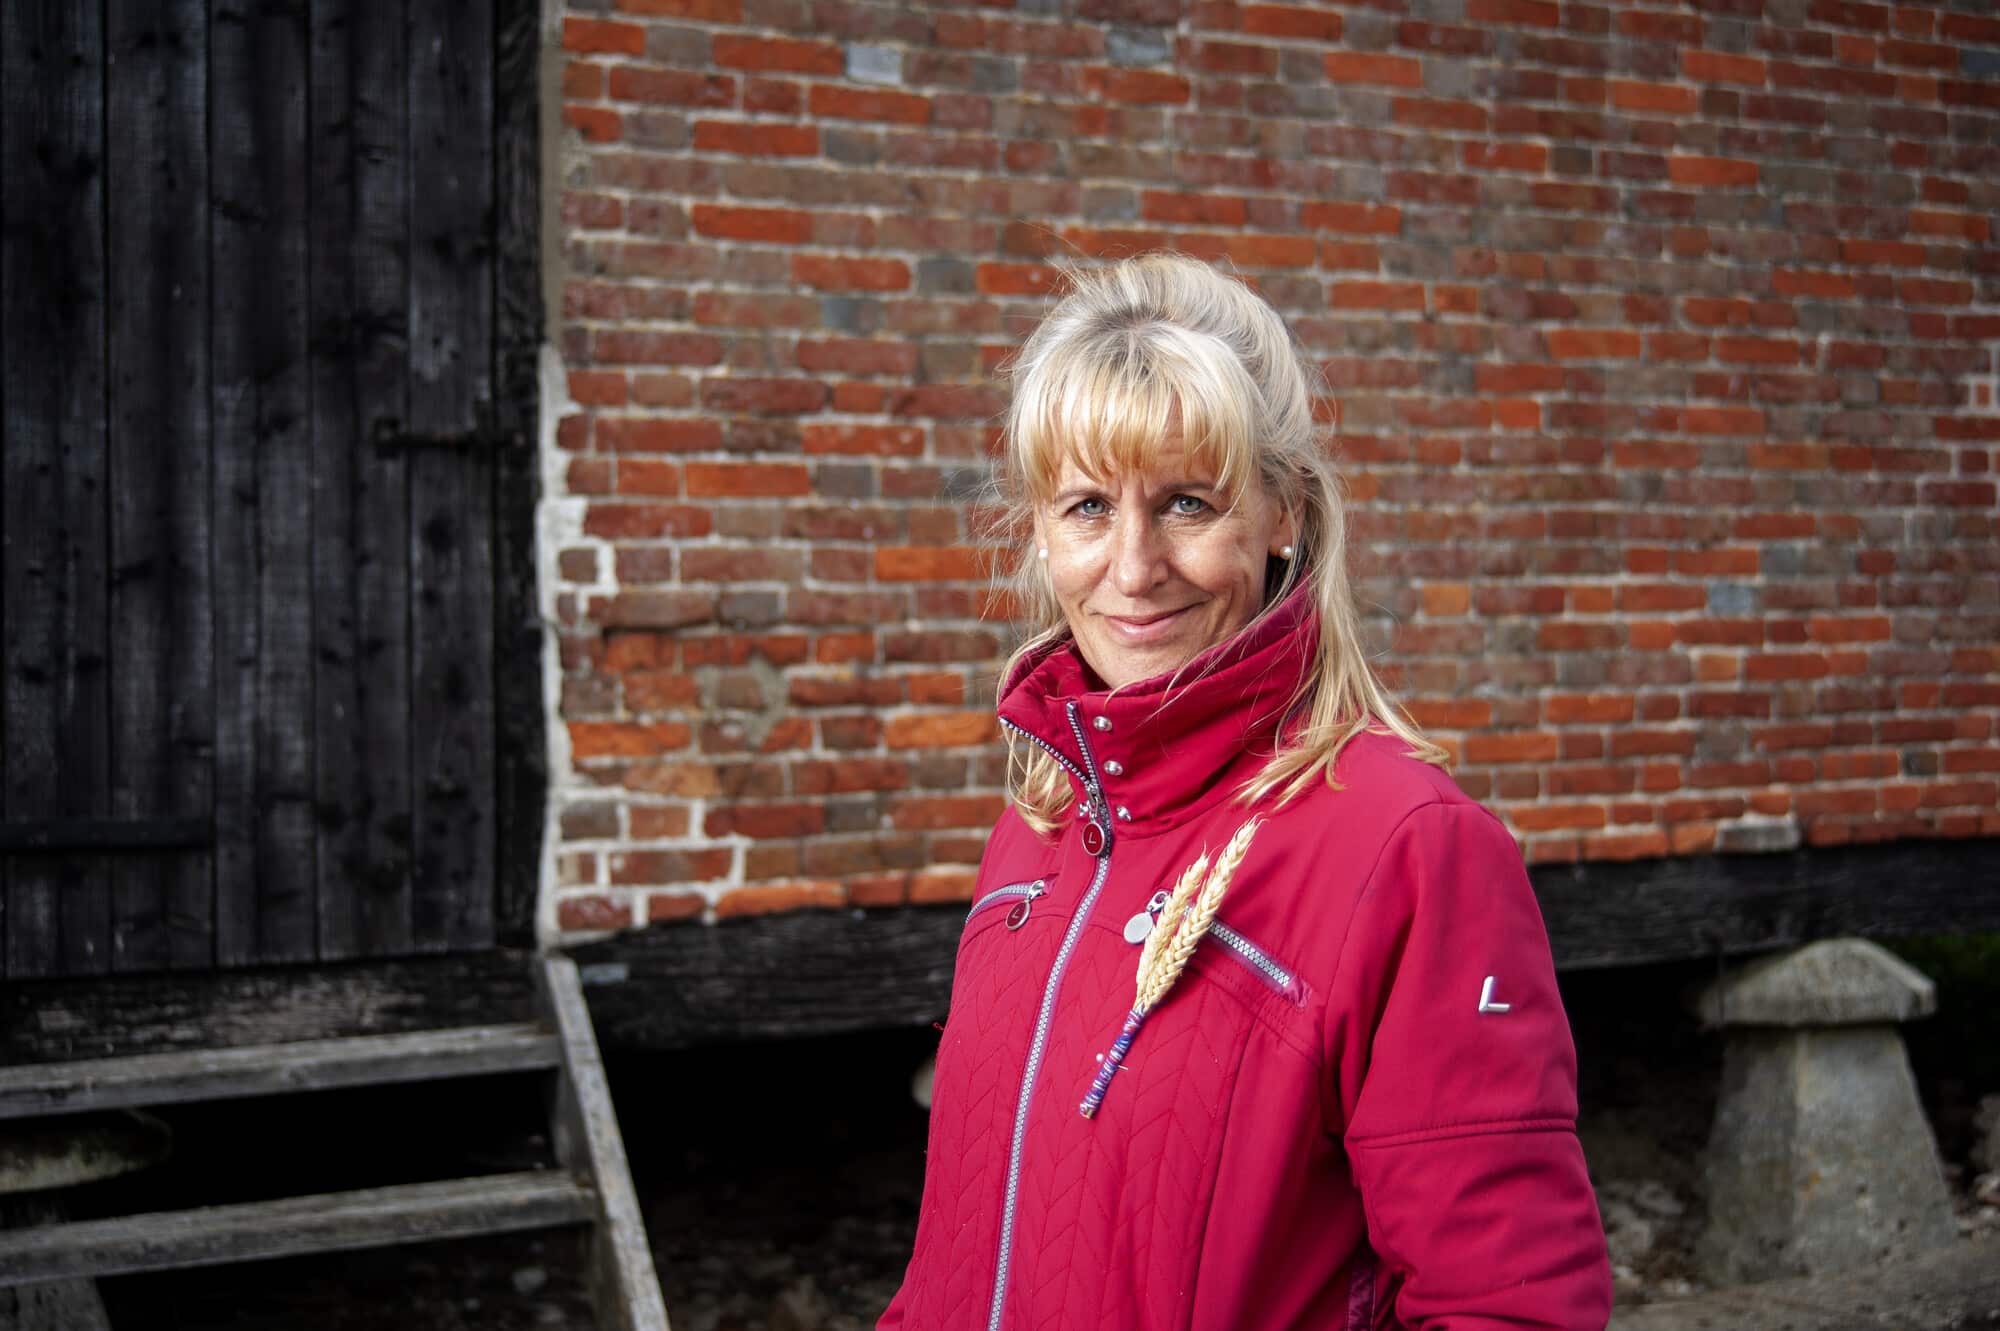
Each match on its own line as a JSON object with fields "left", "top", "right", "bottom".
{"left": 1129, "top": 892, "right": 1304, "bottom": 1004}
{"left": 1207, "top": 920, "right": 1305, "bottom": 1004}
{"left": 967, "top": 878, "right": 1047, "bottom": 930}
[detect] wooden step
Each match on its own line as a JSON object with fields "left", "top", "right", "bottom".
{"left": 0, "top": 1171, "right": 594, "bottom": 1286}
{"left": 0, "top": 1024, "right": 561, "bottom": 1120}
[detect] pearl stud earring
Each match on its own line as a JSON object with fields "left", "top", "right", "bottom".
{"left": 1037, "top": 547, "right": 1049, "bottom": 560}
{"left": 1279, "top": 544, "right": 1295, "bottom": 560}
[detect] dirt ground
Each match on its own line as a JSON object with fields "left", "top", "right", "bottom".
{"left": 61, "top": 954, "right": 2000, "bottom": 1329}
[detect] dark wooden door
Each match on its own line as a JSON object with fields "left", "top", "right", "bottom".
{"left": 0, "top": 0, "right": 542, "bottom": 978}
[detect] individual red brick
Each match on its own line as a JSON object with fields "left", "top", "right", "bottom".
{"left": 1330, "top": 281, "right": 1426, "bottom": 311}
{"left": 801, "top": 423, "right": 926, "bottom": 456}
{"left": 1508, "top": 803, "right": 1609, "bottom": 831}
{"left": 563, "top": 17, "right": 644, "bottom": 55}
{"left": 714, "top": 882, "right": 845, "bottom": 918}
{"left": 1910, "top": 208, "right": 1990, "bottom": 241}
{"left": 1744, "top": 653, "right": 1832, "bottom": 681}
{"left": 1463, "top": 732, "right": 1561, "bottom": 764}
{"left": 1394, "top": 98, "right": 1488, "bottom": 131}
{"left": 711, "top": 34, "right": 842, "bottom": 74}
{"left": 1773, "top": 268, "right": 1857, "bottom": 298}
{"left": 1682, "top": 50, "right": 1766, "bottom": 85}
{"left": 699, "top": 377, "right": 829, "bottom": 414}
{"left": 1477, "top": 363, "right": 1566, "bottom": 393}
{"left": 608, "top": 67, "right": 735, "bottom": 107}
{"left": 621, "top": 0, "right": 741, "bottom": 17}
{"left": 647, "top": 892, "right": 705, "bottom": 924}
{"left": 793, "top": 254, "right": 911, "bottom": 291}
{"left": 876, "top": 547, "right": 987, "bottom": 581}
{"left": 1243, "top": 4, "right": 1342, "bottom": 39}
{"left": 885, "top": 712, "right": 1000, "bottom": 748}
{"left": 1468, "top": 0, "right": 1559, "bottom": 25}
{"left": 1547, "top": 329, "right": 1642, "bottom": 359}
{"left": 1176, "top": 232, "right": 1317, "bottom": 268}
{"left": 1668, "top": 155, "right": 1760, "bottom": 187}
{"left": 1094, "top": 68, "right": 1193, "bottom": 103}
{"left": 691, "top": 121, "right": 819, "bottom": 156}
{"left": 1405, "top": 699, "right": 1494, "bottom": 729}
{"left": 1840, "top": 237, "right": 1925, "bottom": 266}
{"left": 1546, "top": 694, "right": 1637, "bottom": 724}
{"left": 909, "top": 868, "right": 981, "bottom": 904}
{"left": 890, "top": 794, "right": 1009, "bottom": 830}
{"left": 1462, "top": 143, "right": 1548, "bottom": 171}
{"left": 809, "top": 84, "right": 932, "bottom": 124}
{"left": 563, "top": 106, "right": 622, "bottom": 142}
{"left": 1300, "top": 202, "right": 1402, "bottom": 235}
{"left": 683, "top": 461, "right": 812, "bottom": 497}
{"left": 1323, "top": 53, "right": 1424, "bottom": 87}
{"left": 1609, "top": 80, "right": 1700, "bottom": 113}
{"left": 557, "top": 893, "right": 632, "bottom": 931}
{"left": 1682, "top": 406, "right": 1764, "bottom": 434}
{"left": 690, "top": 204, "right": 812, "bottom": 244}
{"left": 593, "top": 332, "right": 725, "bottom": 366}
{"left": 1142, "top": 191, "right": 1249, "bottom": 226}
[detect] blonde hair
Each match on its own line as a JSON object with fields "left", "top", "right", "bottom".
{"left": 997, "top": 254, "right": 1447, "bottom": 836}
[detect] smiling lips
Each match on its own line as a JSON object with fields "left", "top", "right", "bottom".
{"left": 1101, "top": 606, "right": 1197, "bottom": 642}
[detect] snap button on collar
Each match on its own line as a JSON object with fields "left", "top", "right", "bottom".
{"left": 1092, "top": 715, "right": 1112, "bottom": 731}
{"left": 1103, "top": 760, "right": 1124, "bottom": 776}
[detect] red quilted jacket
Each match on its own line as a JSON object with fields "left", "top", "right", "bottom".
{"left": 881, "top": 592, "right": 1612, "bottom": 1331}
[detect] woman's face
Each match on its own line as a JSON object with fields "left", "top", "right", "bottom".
{"left": 1037, "top": 434, "right": 1294, "bottom": 690}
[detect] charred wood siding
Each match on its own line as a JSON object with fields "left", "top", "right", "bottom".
{"left": 0, "top": 0, "right": 542, "bottom": 979}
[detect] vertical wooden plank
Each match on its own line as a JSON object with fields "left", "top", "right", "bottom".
{"left": 310, "top": 0, "right": 414, "bottom": 961}
{"left": 492, "top": 0, "right": 546, "bottom": 947}
{"left": 106, "top": 0, "right": 215, "bottom": 973}
{"left": 408, "top": 0, "right": 496, "bottom": 952}
{"left": 211, "top": 0, "right": 314, "bottom": 966}
{"left": 1, "top": 2, "right": 112, "bottom": 978}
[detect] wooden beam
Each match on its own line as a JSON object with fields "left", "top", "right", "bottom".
{"left": 540, "top": 956, "right": 670, "bottom": 1331}
{"left": 1532, "top": 837, "right": 2000, "bottom": 971}
{"left": 0, "top": 1024, "right": 559, "bottom": 1121}
{"left": 568, "top": 838, "right": 2000, "bottom": 1049}
{"left": 0, "top": 1172, "right": 591, "bottom": 1287}
{"left": 0, "top": 952, "right": 541, "bottom": 1067}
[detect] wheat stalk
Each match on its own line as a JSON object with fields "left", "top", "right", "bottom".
{"left": 1079, "top": 817, "right": 1262, "bottom": 1118}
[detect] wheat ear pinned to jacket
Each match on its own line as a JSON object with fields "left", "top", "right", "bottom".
{"left": 1079, "top": 818, "right": 1263, "bottom": 1119}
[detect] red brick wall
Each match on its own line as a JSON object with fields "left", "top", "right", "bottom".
{"left": 542, "top": 0, "right": 2000, "bottom": 939}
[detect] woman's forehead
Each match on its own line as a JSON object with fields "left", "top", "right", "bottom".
{"left": 1050, "top": 434, "right": 1221, "bottom": 490}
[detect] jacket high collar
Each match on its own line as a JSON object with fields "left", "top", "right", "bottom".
{"left": 995, "top": 585, "right": 1317, "bottom": 838}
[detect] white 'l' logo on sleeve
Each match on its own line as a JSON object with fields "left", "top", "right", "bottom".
{"left": 1477, "top": 975, "right": 1511, "bottom": 1014}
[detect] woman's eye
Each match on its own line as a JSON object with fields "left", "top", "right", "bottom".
{"left": 1168, "top": 494, "right": 1210, "bottom": 516}
{"left": 1071, "top": 497, "right": 1108, "bottom": 518}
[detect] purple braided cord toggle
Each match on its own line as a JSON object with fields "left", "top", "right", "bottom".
{"left": 1079, "top": 1008, "right": 1148, "bottom": 1118}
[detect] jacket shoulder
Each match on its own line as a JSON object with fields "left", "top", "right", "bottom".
{"left": 1314, "top": 726, "right": 1482, "bottom": 823}
{"left": 1272, "top": 727, "right": 1516, "bottom": 876}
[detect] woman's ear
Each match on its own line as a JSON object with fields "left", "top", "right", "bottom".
{"left": 1270, "top": 506, "right": 1299, "bottom": 560}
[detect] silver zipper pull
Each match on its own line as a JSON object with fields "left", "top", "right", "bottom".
{"left": 1122, "top": 889, "right": 1172, "bottom": 945}
{"left": 1005, "top": 882, "right": 1046, "bottom": 930}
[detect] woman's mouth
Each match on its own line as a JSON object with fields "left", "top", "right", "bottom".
{"left": 1102, "top": 607, "right": 1195, "bottom": 643}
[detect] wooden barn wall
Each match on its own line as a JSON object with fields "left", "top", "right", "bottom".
{"left": 0, "top": 0, "right": 543, "bottom": 980}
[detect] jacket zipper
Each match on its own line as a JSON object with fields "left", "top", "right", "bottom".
{"left": 1208, "top": 920, "right": 1304, "bottom": 1004}
{"left": 1135, "top": 893, "right": 1304, "bottom": 1005}
{"left": 967, "top": 879, "right": 1046, "bottom": 929}
{"left": 988, "top": 701, "right": 1112, "bottom": 1331}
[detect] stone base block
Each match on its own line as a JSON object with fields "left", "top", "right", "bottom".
{"left": 1699, "top": 1025, "right": 1958, "bottom": 1284}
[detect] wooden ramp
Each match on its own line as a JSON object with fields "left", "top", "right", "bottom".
{"left": 0, "top": 956, "right": 668, "bottom": 1331}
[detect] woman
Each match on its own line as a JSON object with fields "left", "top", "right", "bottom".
{"left": 881, "top": 256, "right": 1611, "bottom": 1330}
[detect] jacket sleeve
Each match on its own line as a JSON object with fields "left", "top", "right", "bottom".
{"left": 1324, "top": 802, "right": 1612, "bottom": 1331}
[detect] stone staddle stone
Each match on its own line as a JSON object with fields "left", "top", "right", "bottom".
{"left": 1695, "top": 939, "right": 1958, "bottom": 1284}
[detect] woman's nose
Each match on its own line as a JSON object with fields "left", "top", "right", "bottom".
{"left": 1108, "top": 512, "right": 1165, "bottom": 595}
